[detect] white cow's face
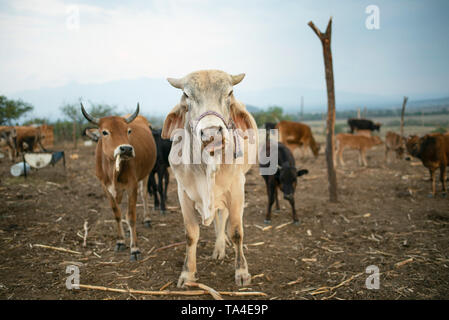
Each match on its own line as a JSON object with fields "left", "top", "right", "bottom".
{"left": 164, "top": 70, "right": 245, "bottom": 156}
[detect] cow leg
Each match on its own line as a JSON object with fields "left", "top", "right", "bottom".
{"left": 105, "top": 188, "right": 126, "bottom": 252}
{"left": 126, "top": 186, "right": 141, "bottom": 261}
{"left": 139, "top": 178, "right": 151, "bottom": 228}
{"left": 384, "top": 147, "right": 389, "bottom": 164}
{"left": 360, "top": 149, "right": 368, "bottom": 167}
{"left": 163, "top": 168, "right": 169, "bottom": 210}
{"left": 149, "top": 172, "right": 160, "bottom": 210}
{"left": 264, "top": 179, "right": 275, "bottom": 224}
{"left": 288, "top": 197, "right": 298, "bottom": 225}
{"left": 177, "top": 187, "right": 199, "bottom": 287}
{"left": 228, "top": 176, "right": 251, "bottom": 286}
{"left": 338, "top": 148, "right": 345, "bottom": 166}
{"left": 158, "top": 168, "right": 166, "bottom": 214}
{"left": 274, "top": 186, "right": 280, "bottom": 211}
{"left": 212, "top": 208, "right": 229, "bottom": 260}
{"left": 429, "top": 168, "right": 436, "bottom": 197}
{"left": 440, "top": 164, "right": 446, "bottom": 194}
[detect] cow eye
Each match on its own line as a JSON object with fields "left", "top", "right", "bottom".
{"left": 228, "top": 90, "right": 233, "bottom": 97}
{"left": 127, "top": 128, "right": 132, "bottom": 135}
{"left": 183, "top": 92, "right": 189, "bottom": 99}
{"left": 102, "top": 130, "right": 109, "bottom": 136}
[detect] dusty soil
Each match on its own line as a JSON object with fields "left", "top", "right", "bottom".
{"left": 0, "top": 142, "right": 448, "bottom": 300}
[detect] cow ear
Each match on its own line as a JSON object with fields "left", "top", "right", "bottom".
{"left": 161, "top": 104, "right": 186, "bottom": 139}
{"left": 230, "top": 101, "right": 255, "bottom": 133}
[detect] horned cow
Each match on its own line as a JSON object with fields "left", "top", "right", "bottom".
{"left": 162, "top": 69, "right": 258, "bottom": 287}
{"left": 81, "top": 103, "right": 156, "bottom": 261}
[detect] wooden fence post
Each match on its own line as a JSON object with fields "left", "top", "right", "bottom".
{"left": 308, "top": 17, "right": 338, "bottom": 202}
{"left": 400, "top": 96, "right": 408, "bottom": 137}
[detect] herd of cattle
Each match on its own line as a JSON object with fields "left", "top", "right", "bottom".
{"left": 1, "top": 70, "right": 448, "bottom": 288}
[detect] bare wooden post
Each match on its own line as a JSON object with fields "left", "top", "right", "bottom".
{"left": 357, "top": 108, "right": 361, "bottom": 119}
{"left": 400, "top": 96, "right": 408, "bottom": 137}
{"left": 308, "top": 17, "right": 338, "bottom": 202}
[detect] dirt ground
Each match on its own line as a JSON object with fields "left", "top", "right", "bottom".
{"left": 0, "top": 140, "right": 448, "bottom": 300}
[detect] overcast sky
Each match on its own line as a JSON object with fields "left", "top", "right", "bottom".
{"left": 1, "top": 0, "right": 449, "bottom": 116}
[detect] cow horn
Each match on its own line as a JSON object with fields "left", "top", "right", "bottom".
{"left": 167, "top": 77, "right": 184, "bottom": 89}
{"left": 231, "top": 73, "right": 245, "bottom": 86}
{"left": 125, "top": 103, "right": 140, "bottom": 124}
{"left": 80, "top": 103, "right": 99, "bottom": 126}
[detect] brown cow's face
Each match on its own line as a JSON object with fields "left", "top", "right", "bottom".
{"left": 98, "top": 117, "right": 135, "bottom": 161}
{"left": 406, "top": 135, "right": 421, "bottom": 157}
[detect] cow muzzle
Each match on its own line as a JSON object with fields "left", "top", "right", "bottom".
{"left": 114, "top": 144, "right": 135, "bottom": 159}
{"left": 200, "top": 126, "right": 226, "bottom": 155}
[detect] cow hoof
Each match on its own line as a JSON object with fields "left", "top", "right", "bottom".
{"left": 427, "top": 193, "right": 435, "bottom": 198}
{"left": 264, "top": 219, "right": 272, "bottom": 225}
{"left": 177, "top": 271, "right": 197, "bottom": 288}
{"left": 143, "top": 220, "right": 152, "bottom": 228}
{"left": 212, "top": 248, "right": 226, "bottom": 260}
{"left": 130, "top": 250, "right": 141, "bottom": 261}
{"left": 441, "top": 192, "right": 447, "bottom": 198}
{"left": 115, "top": 242, "right": 126, "bottom": 252}
{"left": 160, "top": 210, "right": 167, "bottom": 216}
{"left": 293, "top": 220, "right": 300, "bottom": 226}
{"left": 235, "top": 270, "right": 251, "bottom": 286}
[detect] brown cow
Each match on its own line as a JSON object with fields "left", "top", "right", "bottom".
{"left": 81, "top": 103, "right": 156, "bottom": 261}
{"left": 13, "top": 126, "right": 46, "bottom": 155}
{"left": 335, "top": 134, "right": 383, "bottom": 167}
{"left": 276, "top": 120, "right": 319, "bottom": 158}
{"left": 406, "top": 133, "right": 449, "bottom": 197}
{"left": 384, "top": 131, "right": 405, "bottom": 163}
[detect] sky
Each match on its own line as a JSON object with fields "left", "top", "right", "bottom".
{"left": 1, "top": 0, "right": 449, "bottom": 119}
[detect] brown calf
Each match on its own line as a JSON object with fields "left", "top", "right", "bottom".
{"left": 276, "top": 120, "right": 320, "bottom": 158}
{"left": 406, "top": 133, "right": 449, "bottom": 197}
{"left": 335, "top": 134, "right": 383, "bottom": 167}
{"left": 385, "top": 131, "right": 405, "bottom": 163}
{"left": 81, "top": 103, "right": 156, "bottom": 261}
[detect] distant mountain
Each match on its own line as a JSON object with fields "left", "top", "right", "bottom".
{"left": 8, "top": 77, "right": 449, "bottom": 122}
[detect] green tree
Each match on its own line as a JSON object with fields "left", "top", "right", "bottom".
{"left": 0, "top": 95, "right": 34, "bottom": 125}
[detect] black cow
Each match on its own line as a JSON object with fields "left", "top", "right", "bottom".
{"left": 147, "top": 128, "right": 172, "bottom": 213}
{"left": 347, "top": 118, "right": 381, "bottom": 133}
{"left": 264, "top": 122, "right": 277, "bottom": 131}
{"left": 260, "top": 140, "right": 308, "bottom": 225}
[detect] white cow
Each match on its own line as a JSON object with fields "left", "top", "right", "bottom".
{"left": 162, "top": 70, "right": 258, "bottom": 287}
